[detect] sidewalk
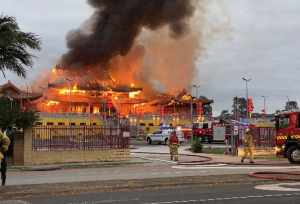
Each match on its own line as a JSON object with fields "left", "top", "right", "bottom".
{"left": 10, "top": 157, "right": 149, "bottom": 171}
{"left": 132, "top": 145, "right": 291, "bottom": 166}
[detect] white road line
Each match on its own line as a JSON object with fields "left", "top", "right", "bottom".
{"left": 143, "top": 193, "right": 300, "bottom": 204}
{"left": 172, "top": 165, "right": 300, "bottom": 170}
{"left": 66, "top": 198, "right": 140, "bottom": 204}
{"left": 255, "top": 182, "right": 300, "bottom": 192}
{"left": 0, "top": 201, "right": 30, "bottom": 204}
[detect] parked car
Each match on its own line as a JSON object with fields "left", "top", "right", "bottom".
{"left": 146, "top": 127, "right": 185, "bottom": 145}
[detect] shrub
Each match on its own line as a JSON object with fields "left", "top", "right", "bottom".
{"left": 191, "top": 137, "right": 203, "bottom": 153}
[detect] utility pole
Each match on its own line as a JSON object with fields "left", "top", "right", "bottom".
{"left": 242, "top": 77, "right": 251, "bottom": 119}
{"left": 66, "top": 78, "right": 73, "bottom": 126}
{"left": 261, "top": 96, "right": 267, "bottom": 115}
{"left": 192, "top": 84, "right": 200, "bottom": 98}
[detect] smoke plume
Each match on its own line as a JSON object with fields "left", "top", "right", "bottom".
{"left": 60, "top": 0, "right": 195, "bottom": 68}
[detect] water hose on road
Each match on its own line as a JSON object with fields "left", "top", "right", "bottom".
{"left": 131, "top": 151, "right": 213, "bottom": 164}
{"left": 249, "top": 171, "right": 300, "bottom": 181}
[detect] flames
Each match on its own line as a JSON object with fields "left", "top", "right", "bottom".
{"left": 58, "top": 85, "right": 86, "bottom": 95}
{"left": 46, "top": 100, "right": 59, "bottom": 106}
{"left": 129, "top": 90, "right": 141, "bottom": 99}
{"left": 34, "top": 63, "right": 210, "bottom": 120}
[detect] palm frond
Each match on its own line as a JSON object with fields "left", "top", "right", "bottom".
{"left": 0, "top": 15, "right": 41, "bottom": 78}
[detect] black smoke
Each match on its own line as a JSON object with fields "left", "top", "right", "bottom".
{"left": 60, "top": 0, "right": 195, "bottom": 69}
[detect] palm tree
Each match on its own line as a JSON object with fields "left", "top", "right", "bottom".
{"left": 0, "top": 15, "right": 41, "bottom": 78}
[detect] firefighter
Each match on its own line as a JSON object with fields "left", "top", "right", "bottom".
{"left": 169, "top": 131, "right": 179, "bottom": 161}
{"left": 241, "top": 128, "right": 254, "bottom": 164}
{"left": 0, "top": 130, "right": 11, "bottom": 186}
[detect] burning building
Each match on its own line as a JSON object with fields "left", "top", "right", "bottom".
{"left": 31, "top": 66, "right": 212, "bottom": 128}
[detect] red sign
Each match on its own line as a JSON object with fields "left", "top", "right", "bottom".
{"left": 247, "top": 97, "right": 254, "bottom": 113}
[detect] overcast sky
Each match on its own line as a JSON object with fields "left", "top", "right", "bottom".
{"left": 1, "top": 0, "right": 300, "bottom": 115}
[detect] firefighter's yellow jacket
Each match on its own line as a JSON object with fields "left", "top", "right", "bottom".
{"left": 0, "top": 131, "right": 10, "bottom": 160}
{"left": 244, "top": 132, "right": 254, "bottom": 147}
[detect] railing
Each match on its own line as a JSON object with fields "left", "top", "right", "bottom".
{"left": 32, "top": 126, "right": 129, "bottom": 151}
{"left": 251, "top": 127, "right": 276, "bottom": 148}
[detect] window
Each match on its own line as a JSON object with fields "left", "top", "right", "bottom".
{"left": 58, "top": 122, "right": 65, "bottom": 126}
{"left": 92, "top": 122, "right": 97, "bottom": 126}
{"left": 278, "top": 116, "right": 289, "bottom": 128}
{"left": 140, "top": 123, "right": 146, "bottom": 126}
{"left": 35, "top": 122, "right": 42, "bottom": 126}
{"left": 203, "top": 123, "right": 209, "bottom": 129}
{"left": 149, "top": 123, "right": 154, "bottom": 126}
{"left": 80, "top": 123, "right": 86, "bottom": 126}
{"left": 69, "top": 122, "right": 76, "bottom": 126}
{"left": 46, "top": 122, "right": 54, "bottom": 126}
{"left": 154, "top": 131, "right": 162, "bottom": 134}
{"left": 193, "top": 123, "right": 199, "bottom": 129}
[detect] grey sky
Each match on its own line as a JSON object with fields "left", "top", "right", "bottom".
{"left": 1, "top": 0, "right": 300, "bottom": 115}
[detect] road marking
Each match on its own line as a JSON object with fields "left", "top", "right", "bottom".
{"left": 66, "top": 198, "right": 140, "bottom": 204}
{"left": 143, "top": 193, "right": 300, "bottom": 204}
{"left": 172, "top": 165, "right": 300, "bottom": 170}
{"left": 255, "top": 182, "right": 300, "bottom": 192}
{"left": 0, "top": 201, "right": 30, "bottom": 204}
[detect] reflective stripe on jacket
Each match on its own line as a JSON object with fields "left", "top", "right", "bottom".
{"left": 0, "top": 131, "right": 11, "bottom": 154}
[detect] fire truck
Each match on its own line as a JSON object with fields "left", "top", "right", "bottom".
{"left": 192, "top": 121, "right": 227, "bottom": 143}
{"left": 192, "top": 121, "right": 213, "bottom": 143}
{"left": 275, "top": 111, "right": 300, "bottom": 163}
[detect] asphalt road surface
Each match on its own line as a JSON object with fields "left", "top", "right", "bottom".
{"left": 4, "top": 182, "right": 300, "bottom": 204}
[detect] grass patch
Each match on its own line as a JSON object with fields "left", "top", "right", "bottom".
{"left": 254, "top": 155, "right": 285, "bottom": 160}
{"left": 202, "top": 147, "right": 226, "bottom": 154}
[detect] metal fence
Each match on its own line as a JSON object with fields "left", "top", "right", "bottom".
{"left": 251, "top": 127, "right": 276, "bottom": 148}
{"left": 238, "top": 127, "right": 276, "bottom": 148}
{"left": 32, "top": 126, "right": 129, "bottom": 151}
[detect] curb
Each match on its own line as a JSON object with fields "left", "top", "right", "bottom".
{"left": 10, "top": 160, "right": 150, "bottom": 172}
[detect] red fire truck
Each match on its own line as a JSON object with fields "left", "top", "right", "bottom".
{"left": 192, "top": 121, "right": 227, "bottom": 143}
{"left": 192, "top": 121, "right": 213, "bottom": 143}
{"left": 275, "top": 111, "right": 300, "bottom": 163}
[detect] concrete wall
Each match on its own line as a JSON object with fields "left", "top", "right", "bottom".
{"left": 13, "top": 128, "right": 130, "bottom": 166}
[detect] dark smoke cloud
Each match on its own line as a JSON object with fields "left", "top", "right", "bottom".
{"left": 60, "top": 0, "right": 195, "bottom": 68}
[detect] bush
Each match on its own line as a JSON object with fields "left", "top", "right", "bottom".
{"left": 191, "top": 137, "right": 203, "bottom": 153}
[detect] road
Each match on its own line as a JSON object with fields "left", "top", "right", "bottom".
{"left": 4, "top": 182, "right": 300, "bottom": 204}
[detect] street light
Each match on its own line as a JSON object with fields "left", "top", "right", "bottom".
{"left": 261, "top": 96, "right": 267, "bottom": 115}
{"left": 190, "top": 84, "right": 200, "bottom": 123}
{"left": 65, "top": 78, "right": 73, "bottom": 125}
{"left": 192, "top": 84, "right": 201, "bottom": 98}
{"left": 242, "top": 77, "right": 251, "bottom": 119}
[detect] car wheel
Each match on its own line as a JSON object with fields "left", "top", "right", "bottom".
{"left": 287, "top": 146, "right": 300, "bottom": 164}
{"left": 147, "top": 138, "right": 152, "bottom": 145}
{"left": 164, "top": 138, "right": 168, "bottom": 145}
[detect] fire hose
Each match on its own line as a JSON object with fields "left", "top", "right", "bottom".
{"left": 248, "top": 171, "right": 300, "bottom": 181}
{"left": 132, "top": 152, "right": 213, "bottom": 165}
